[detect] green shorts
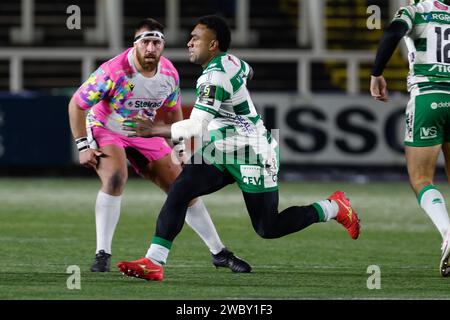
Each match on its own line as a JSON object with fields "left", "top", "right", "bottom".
{"left": 201, "top": 140, "right": 279, "bottom": 193}
{"left": 405, "top": 89, "right": 450, "bottom": 147}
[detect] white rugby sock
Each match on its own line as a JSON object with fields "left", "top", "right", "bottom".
{"left": 419, "top": 185, "right": 450, "bottom": 239}
{"left": 146, "top": 243, "right": 170, "bottom": 265}
{"left": 95, "top": 191, "right": 121, "bottom": 254}
{"left": 313, "top": 200, "right": 339, "bottom": 222}
{"left": 185, "top": 199, "right": 224, "bottom": 254}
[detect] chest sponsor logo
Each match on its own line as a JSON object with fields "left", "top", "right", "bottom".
{"left": 428, "top": 64, "right": 450, "bottom": 73}
{"left": 126, "top": 100, "right": 162, "bottom": 109}
{"left": 422, "top": 13, "right": 450, "bottom": 22}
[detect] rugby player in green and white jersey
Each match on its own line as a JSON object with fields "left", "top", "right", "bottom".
{"left": 117, "top": 15, "right": 360, "bottom": 281}
{"left": 371, "top": 0, "right": 450, "bottom": 276}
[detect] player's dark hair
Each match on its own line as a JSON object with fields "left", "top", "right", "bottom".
{"left": 197, "top": 15, "right": 231, "bottom": 52}
{"left": 135, "top": 18, "right": 164, "bottom": 34}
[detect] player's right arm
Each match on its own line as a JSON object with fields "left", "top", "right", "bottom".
{"left": 371, "top": 6, "right": 413, "bottom": 102}
{"left": 68, "top": 67, "right": 113, "bottom": 168}
{"left": 172, "top": 76, "right": 229, "bottom": 142}
{"left": 68, "top": 96, "right": 104, "bottom": 168}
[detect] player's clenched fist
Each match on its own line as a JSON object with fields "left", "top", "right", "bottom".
{"left": 79, "top": 148, "right": 104, "bottom": 168}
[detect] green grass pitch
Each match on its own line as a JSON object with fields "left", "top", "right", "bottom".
{"left": 1, "top": 178, "right": 450, "bottom": 299}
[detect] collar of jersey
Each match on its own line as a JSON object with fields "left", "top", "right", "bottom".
{"left": 203, "top": 52, "right": 227, "bottom": 70}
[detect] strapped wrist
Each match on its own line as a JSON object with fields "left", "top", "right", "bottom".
{"left": 75, "top": 137, "right": 90, "bottom": 152}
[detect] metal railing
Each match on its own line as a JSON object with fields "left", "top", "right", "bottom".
{"left": 0, "top": 48, "right": 374, "bottom": 95}
{"left": 5, "top": 0, "right": 394, "bottom": 94}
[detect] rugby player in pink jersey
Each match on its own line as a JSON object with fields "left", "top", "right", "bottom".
{"left": 68, "top": 18, "right": 251, "bottom": 273}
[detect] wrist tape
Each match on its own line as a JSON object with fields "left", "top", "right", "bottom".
{"left": 75, "top": 137, "right": 90, "bottom": 152}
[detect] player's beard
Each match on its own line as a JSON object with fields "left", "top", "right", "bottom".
{"left": 136, "top": 50, "right": 159, "bottom": 72}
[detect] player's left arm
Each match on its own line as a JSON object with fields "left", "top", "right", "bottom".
{"left": 124, "top": 92, "right": 216, "bottom": 141}
{"left": 124, "top": 107, "right": 212, "bottom": 141}
{"left": 163, "top": 106, "right": 183, "bottom": 125}
{"left": 161, "top": 106, "right": 184, "bottom": 149}
{"left": 147, "top": 79, "right": 182, "bottom": 134}
{"left": 370, "top": 21, "right": 409, "bottom": 102}
{"left": 124, "top": 76, "right": 225, "bottom": 141}
{"left": 371, "top": 5, "right": 412, "bottom": 102}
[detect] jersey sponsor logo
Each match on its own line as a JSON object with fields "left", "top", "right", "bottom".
{"left": 198, "top": 84, "right": 216, "bottom": 107}
{"left": 126, "top": 100, "right": 162, "bottom": 109}
{"left": 426, "top": 64, "right": 450, "bottom": 74}
{"left": 240, "top": 165, "right": 263, "bottom": 186}
{"left": 431, "top": 101, "right": 450, "bottom": 109}
{"left": 420, "top": 126, "right": 437, "bottom": 139}
{"left": 421, "top": 13, "right": 432, "bottom": 22}
{"left": 423, "top": 13, "right": 450, "bottom": 22}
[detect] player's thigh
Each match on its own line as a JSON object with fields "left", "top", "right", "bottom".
{"left": 169, "top": 161, "right": 235, "bottom": 201}
{"left": 96, "top": 144, "right": 128, "bottom": 191}
{"left": 141, "top": 153, "right": 182, "bottom": 193}
{"left": 405, "top": 145, "right": 441, "bottom": 183}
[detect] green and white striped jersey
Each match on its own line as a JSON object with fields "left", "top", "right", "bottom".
{"left": 393, "top": 0, "right": 450, "bottom": 91}
{"left": 193, "top": 53, "right": 273, "bottom": 155}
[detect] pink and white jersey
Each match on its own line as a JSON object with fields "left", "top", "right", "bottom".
{"left": 74, "top": 48, "right": 181, "bottom": 136}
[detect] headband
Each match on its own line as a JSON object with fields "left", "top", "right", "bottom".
{"left": 134, "top": 30, "right": 165, "bottom": 44}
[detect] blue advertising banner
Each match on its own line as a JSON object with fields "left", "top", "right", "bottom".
{"left": 0, "top": 96, "right": 72, "bottom": 166}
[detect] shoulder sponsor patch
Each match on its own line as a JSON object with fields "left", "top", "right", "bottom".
{"left": 198, "top": 84, "right": 216, "bottom": 106}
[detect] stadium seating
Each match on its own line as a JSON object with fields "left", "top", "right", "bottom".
{"left": 0, "top": 0, "right": 408, "bottom": 93}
